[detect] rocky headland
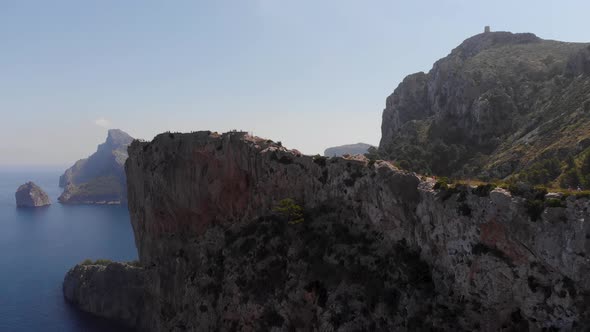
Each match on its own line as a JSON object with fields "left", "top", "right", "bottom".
{"left": 324, "top": 143, "right": 374, "bottom": 157}
{"left": 59, "top": 129, "right": 133, "bottom": 205}
{"left": 15, "top": 182, "right": 51, "bottom": 208}
{"left": 63, "top": 131, "right": 590, "bottom": 331}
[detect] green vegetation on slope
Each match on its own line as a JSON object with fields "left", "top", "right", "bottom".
{"left": 378, "top": 31, "right": 590, "bottom": 188}
{"left": 61, "top": 176, "right": 124, "bottom": 203}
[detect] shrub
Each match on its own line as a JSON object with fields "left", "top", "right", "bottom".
{"left": 581, "top": 152, "right": 590, "bottom": 174}
{"left": 312, "top": 155, "right": 327, "bottom": 167}
{"left": 398, "top": 160, "right": 410, "bottom": 170}
{"left": 273, "top": 198, "right": 304, "bottom": 224}
{"left": 518, "top": 158, "right": 561, "bottom": 185}
{"left": 473, "top": 184, "right": 495, "bottom": 197}
{"left": 277, "top": 156, "right": 293, "bottom": 164}
{"left": 575, "top": 191, "right": 590, "bottom": 199}
{"left": 93, "top": 259, "right": 113, "bottom": 266}
{"left": 80, "top": 258, "right": 113, "bottom": 266}
{"left": 364, "top": 146, "right": 381, "bottom": 160}
{"left": 545, "top": 198, "right": 566, "bottom": 208}
{"left": 525, "top": 199, "right": 545, "bottom": 222}
{"left": 507, "top": 183, "right": 547, "bottom": 200}
{"left": 560, "top": 168, "right": 581, "bottom": 188}
{"left": 532, "top": 186, "right": 548, "bottom": 200}
{"left": 508, "top": 183, "right": 526, "bottom": 196}
{"left": 433, "top": 177, "right": 450, "bottom": 190}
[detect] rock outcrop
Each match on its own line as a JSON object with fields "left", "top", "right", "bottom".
{"left": 15, "top": 182, "right": 51, "bottom": 207}
{"left": 379, "top": 31, "right": 590, "bottom": 182}
{"left": 324, "top": 142, "right": 374, "bottom": 157}
{"left": 64, "top": 131, "right": 590, "bottom": 331}
{"left": 63, "top": 262, "right": 147, "bottom": 327}
{"left": 59, "top": 129, "right": 133, "bottom": 205}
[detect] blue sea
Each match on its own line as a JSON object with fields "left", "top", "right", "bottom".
{"left": 0, "top": 169, "right": 137, "bottom": 332}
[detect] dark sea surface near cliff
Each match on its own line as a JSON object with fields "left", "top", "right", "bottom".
{"left": 0, "top": 169, "right": 137, "bottom": 332}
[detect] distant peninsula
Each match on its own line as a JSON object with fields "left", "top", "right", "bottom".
{"left": 58, "top": 129, "right": 133, "bottom": 205}
{"left": 15, "top": 182, "right": 51, "bottom": 207}
{"left": 324, "top": 143, "right": 374, "bottom": 157}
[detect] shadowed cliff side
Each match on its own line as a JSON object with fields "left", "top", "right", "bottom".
{"left": 64, "top": 131, "right": 590, "bottom": 331}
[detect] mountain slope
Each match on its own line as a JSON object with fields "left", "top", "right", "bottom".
{"left": 379, "top": 30, "right": 590, "bottom": 185}
{"left": 59, "top": 129, "right": 133, "bottom": 204}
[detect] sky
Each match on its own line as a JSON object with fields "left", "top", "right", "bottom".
{"left": 1, "top": 0, "right": 589, "bottom": 166}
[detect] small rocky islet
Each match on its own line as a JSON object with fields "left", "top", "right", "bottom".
{"left": 15, "top": 182, "right": 51, "bottom": 208}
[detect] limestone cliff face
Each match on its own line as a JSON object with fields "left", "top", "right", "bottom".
{"left": 64, "top": 132, "right": 590, "bottom": 331}
{"left": 379, "top": 31, "right": 590, "bottom": 179}
{"left": 59, "top": 129, "right": 133, "bottom": 205}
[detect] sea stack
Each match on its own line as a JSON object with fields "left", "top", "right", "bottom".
{"left": 15, "top": 182, "right": 51, "bottom": 208}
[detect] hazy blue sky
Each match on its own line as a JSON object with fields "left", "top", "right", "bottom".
{"left": 1, "top": 0, "right": 589, "bottom": 166}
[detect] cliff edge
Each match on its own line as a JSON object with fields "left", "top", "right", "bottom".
{"left": 64, "top": 131, "right": 590, "bottom": 331}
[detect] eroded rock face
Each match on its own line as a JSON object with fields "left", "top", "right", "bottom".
{"left": 15, "top": 182, "right": 51, "bottom": 207}
{"left": 63, "top": 262, "right": 147, "bottom": 327}
{"left": 64, "top": 132, "right": 590, "bottom": 331}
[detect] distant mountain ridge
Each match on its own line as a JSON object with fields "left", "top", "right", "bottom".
{"left": 324, "top": 143, "right": 374, "bottom": 157}
{"left": 59, "top": 129, "right": 133, "bottom": 204}
{"left": 379, "top": 30, "right": 590, "bottom": 186}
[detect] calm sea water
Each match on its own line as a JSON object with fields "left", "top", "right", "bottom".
{"left": 0, "top": 169, "right": 137, "bottom": 332}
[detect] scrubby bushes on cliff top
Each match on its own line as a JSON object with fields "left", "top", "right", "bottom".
{"left": 431, "top": 178, "right": 581, "bottom": 221}
{"left": 80, "top": 258, "right": 113, "bottom": 266}
{"left": 312, "top": 155, "right": 328, "bottom": 167}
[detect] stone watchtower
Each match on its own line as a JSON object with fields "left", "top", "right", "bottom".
{"left": 484, "top": 26, "right": 491, "bottom": 33}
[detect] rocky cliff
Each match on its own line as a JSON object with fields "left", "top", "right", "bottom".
{"left": 15, "top": 182, "right": 51, "bottom": 207}
{"left": 379, "top": 30, "right": 590, "bottom": 183}
{"left": 59, "top": 129, "right": 133, "bottom": 204}
{"left": 324, "top": 143, "right": 374, "bottom": 157}
{"left": 64, "top": 131, "right": 590, "bottom": 331}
